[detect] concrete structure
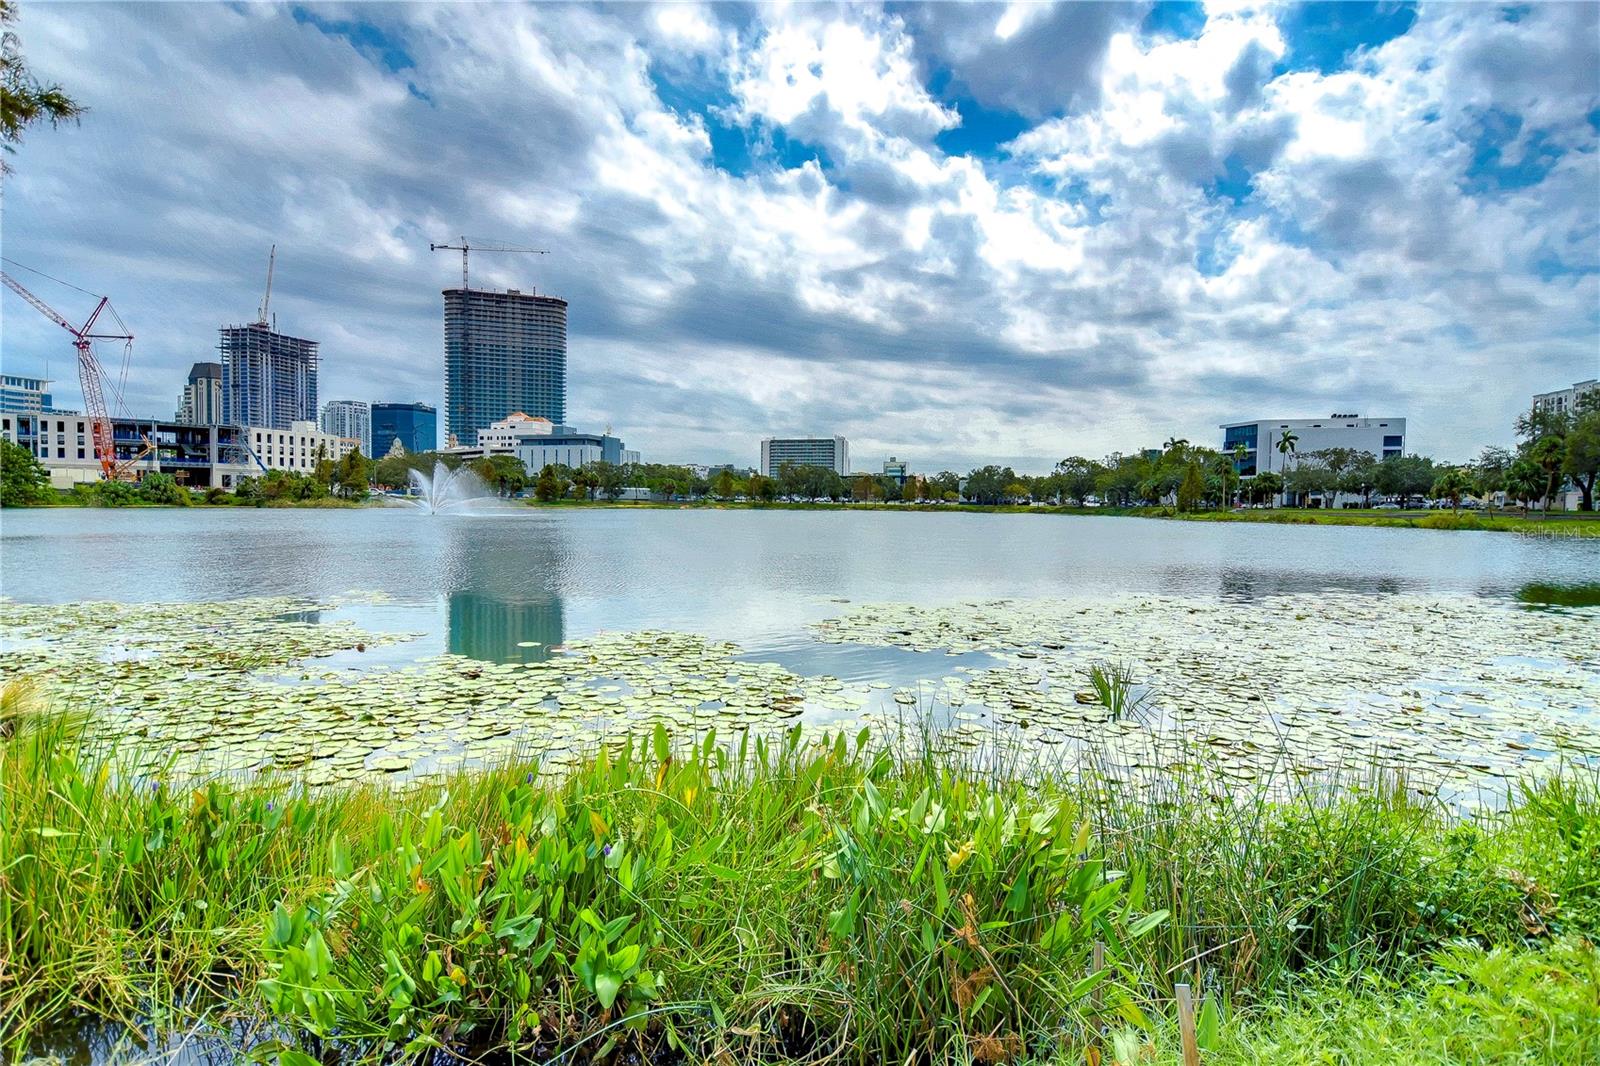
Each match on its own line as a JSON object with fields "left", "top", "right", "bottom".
{"left": 220, "top": 322, "right": 319, "bottom": 430}
{"left": 1532, "top": 379, "right": 1598, "bottom": 419}
{"left": 760, "top": 436, "right": 849, "bottom": 478}
{"left": 476, "top": 411, "right": 555, "bottom": 451}
{"left": 1219, "top": 416, "right": 1406, "bottom": 478}
{"left": 450, "top": 413, "right": 636, "bottom": 472}
{"left": 320, "top": 399, "right": 371, "bottom": 456}
{"left": 372, "top": 402, "right": 437, "bottom": 456}
{"left": 4, "top": 410, "right": 350, "bottom": 491}
{"left": 443, "top": 287, "right": 567, "bottom": 447}
{"left": 1, "top": 411, "right": 254, "bottom": 489}
{"left": 882, "top": 457, "right": 909, "bottom": 486}
{"left": 175, "top": 362, "right": 223, "bottom": 426}
{"left": 245, "top": 420, "right": 356, "bottom": 475}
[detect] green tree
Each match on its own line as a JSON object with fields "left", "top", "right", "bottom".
{"left": 749, "top": 473, "right": 777, "bottom": 502}
{"left": 1176, "top": 462, "right": 1205, "bottom": 512}
{"left": 1474, "top": 446, "right": 1513, "bottom": 513}
{"left": 1505, "top": 457, "right": 1544, "bottom": 511}
{"left": 1247, "top": 470, "right": 1283, "bottom": 506}
{"left": 1430, "top": 467, "right": 1475, "bottom": 514}
{"left": 963, "top": 465, "right": 1018, "bottom": 505}
{"left": 137, "top": 472, "right": 189, "bottom": 506}
{"left": 1529, "top": 436, "right": 1567, "bottom": 514}
{"left": 334, "top": 447, "right": 371, "bottom": 499}
{"left": 589, "top": 460, "right": 625, "bottom": 500}
{"left": 1, "top": 1, "right": 85, "bottom": 173}
{"left": 472, "top": 454, "right": 528, "bottom": 497}
{"left": 1054, "top": 457, "right": 1100, "bottom": 505}
{"left": 0, "top": 437, "right": 50, "bottom": 505}
{"left": 1337, "top": 452, "right": 1380, "bottom": 508}
{"left": 1561, "top": 409, "right": 1599, "bottom": 512}
{"left": 534, "top": 464, "right": 561, "bottom": 502}
{"left": 712, "top": 468, "right": 736, "bottom": 499}
{"left": 1274, "top": 430, "right": 1299, "bottom": 502}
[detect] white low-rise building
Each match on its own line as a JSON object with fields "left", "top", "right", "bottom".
{"left": 1220, "top": 416, "right": 1406, "bottom": 479}
{"left": 1532, "top": 379, "right": 1598, "bottom": 419}
{"left": 246, "top": 420, "right": 357, "bottom": 473}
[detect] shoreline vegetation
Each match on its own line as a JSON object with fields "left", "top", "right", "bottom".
{"left": 9, "top": 489, "right": 1600, "bottom": 536}
{"left": 4, "top": 692, "right": 1597, "bottom": 1065}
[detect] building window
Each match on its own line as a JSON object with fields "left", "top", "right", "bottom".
{"left": 56, "top": 447, "right": 65, "bottom": 458}
{"left": 77, "top": 448, "right": 85, "bottom": 459}
{"left": 1383, "top": 435, "right": 1402, "bottom": 448}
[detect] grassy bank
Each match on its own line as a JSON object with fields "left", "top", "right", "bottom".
{"left": 4, "top": 694, "right": 1596, "bottom": 1064}
{"left": 512, "top": 497, "right": 1600, "bottom": 535}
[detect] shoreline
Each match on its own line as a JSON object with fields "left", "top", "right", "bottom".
{"left": 9, "top": 494, "right": 1599, "bottom": 535}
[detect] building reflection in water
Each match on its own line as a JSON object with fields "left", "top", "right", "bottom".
{"left": 447, "top": 589, "right": 565, "bottom": 663}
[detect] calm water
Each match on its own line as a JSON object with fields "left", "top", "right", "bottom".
{"left": 2, "top": 507, "right": 1596, "bottom": 678}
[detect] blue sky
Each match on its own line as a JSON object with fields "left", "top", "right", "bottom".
{"left": 2, "top": 1, "right": 1596, "bottom": 470}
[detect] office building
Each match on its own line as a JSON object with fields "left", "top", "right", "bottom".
{"left": 443, "top": 287, "right": 567, "bottom": 446}
{"left": 320, "top": 399, "right": 371, "bottom": 455}
{"left": 476, "top": 411, "right": 555, "bottom": 451}
{"left": 1219, "top": 416, "right": 1406, "bottom": 478}
{"left": 760, "top": 436, "right": 849, "bottom": 478}
{"left": 1532, "top": 379, "right": 1598, "bottom": 418}
{"left": 0, "top": 374, "right": 69, "bottom": 416}
{"left": 174, "top": 362, "right": 223, "bottom": 426}
{"left": 219, "top": 323, "right": 319, "bottom": 430}
{"left": 882, "top": 457, "right": 909, "bottom": 486}
{"left": 245, "top": 420, "right": 356, "bottom": 474}
{"left": 372, "top": 402, "right": 437, "bottom": 456}
{"left": 451, "top": 412, "right": 636, "bottom": 472}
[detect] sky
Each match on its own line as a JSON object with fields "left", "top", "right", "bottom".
{"left": 1, "top": 1, "right": 1597, "bottom": 473}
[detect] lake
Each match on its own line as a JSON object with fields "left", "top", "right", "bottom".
{"left": 3, "top": 506, "right": 1598, "bottom": 798}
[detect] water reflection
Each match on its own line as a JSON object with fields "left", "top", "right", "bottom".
{"left": 447, "top": 589, "right": 565, "bottom": 662}
{"left": 1215, "top": 567, "right": 1407, "bottom": 601}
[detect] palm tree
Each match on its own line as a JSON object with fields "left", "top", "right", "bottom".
{"left": 1230, "top": 442, "right": 1248, "bottom": 507}
{"left": 1274, "top": 431, "right": 1298, "bottom": 507}
{"left": 1163, "top": 436, "right": 1189, "bottom": 456}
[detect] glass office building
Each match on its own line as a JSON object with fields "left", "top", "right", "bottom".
{"left": 372, "top": 402, "right": 437, "bottom": 456}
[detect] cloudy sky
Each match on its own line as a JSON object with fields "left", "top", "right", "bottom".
{"left": 2, "top": 1, "right": 1597, "bottom": 471}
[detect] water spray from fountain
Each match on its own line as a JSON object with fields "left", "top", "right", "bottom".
{"left": 406, "top": 461, "right": 498, "bottom": 514}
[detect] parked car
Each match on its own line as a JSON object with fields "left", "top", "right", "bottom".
{"left": 1373, "top": 502, "right": 1401, "bottom": 510}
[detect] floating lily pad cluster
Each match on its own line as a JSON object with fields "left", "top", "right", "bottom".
{"left": 813, "top": 593, "right": 1600, "bottom": 799}
{"left": 2, "top": 591, "right": 1595, "bottom": 799}
{"left": 0, "top": 598, "right": 880, "bottom": 783}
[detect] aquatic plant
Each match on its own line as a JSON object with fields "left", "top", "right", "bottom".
{"left": 4, "top": 699, "right": 1597, "bottom": 1063}
{"left": 1085, "top": 661, "right": 1154, "bottom": 723}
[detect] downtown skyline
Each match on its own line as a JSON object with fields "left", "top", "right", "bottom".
{"left": 1, "top": 1, "right": 1597, "bottom": 473}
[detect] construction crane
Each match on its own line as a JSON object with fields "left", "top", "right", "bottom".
{"left": 428, "top": 236, "right": 547, "bottom": 293}
{"left": 257, "top": 244, "right": 276, "bottom": 328}
{"left": 1, "top": 268, "right": 151, "bottom": 481}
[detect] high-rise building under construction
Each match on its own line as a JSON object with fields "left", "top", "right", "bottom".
{"left": 219, "top": 322, "right": 319, "bottom": 430}
{"left": 443, "top": 287, "right": 566, "bottom": 446}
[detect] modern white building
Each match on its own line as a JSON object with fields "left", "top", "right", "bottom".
{"left": 247, "top": 420, "right": 357, "bottom": 473}
{"left": 453, "top": 412, "right": 637, "bottom": 473}
{"left": 1220, "top": 416, "right": 1406, "bottom": 479}
{"left": 760, "top": 436, "right": 849, "bottom": 478}
{"left": 319, "top": 399, "right": 371, "bottom": 456}
{"left": 175, "top": 362, "right": 223, "bottom": 426}
{"left": 1532, "top": 379, "right": 1598, "bottom": 419}
{"left": 476, "top": 411, "right": 555, "bottom": 451}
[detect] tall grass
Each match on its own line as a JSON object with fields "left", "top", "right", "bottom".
{"left": 4, "top": 689, "right": 1597, "bottom": 1063}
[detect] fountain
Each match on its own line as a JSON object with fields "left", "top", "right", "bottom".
{"left": 404, "top": 461, "right": 498, "bottom": 514}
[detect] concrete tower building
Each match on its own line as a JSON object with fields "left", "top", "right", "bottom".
{"left": 219, "top": 323, "right": 318, "bottom": 430}
{"left": 443, "top": 287, "right": 567, "bottom": 447}
{"left": 319, "top": 399, "right": 371, "bottom": 456}
{"left": 175, "top": 362, "right": 223, "bottom": 426}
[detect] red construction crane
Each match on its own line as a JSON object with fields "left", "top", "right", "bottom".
{"left": 1, "top": 268, "right": 139, "bottom": 480}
